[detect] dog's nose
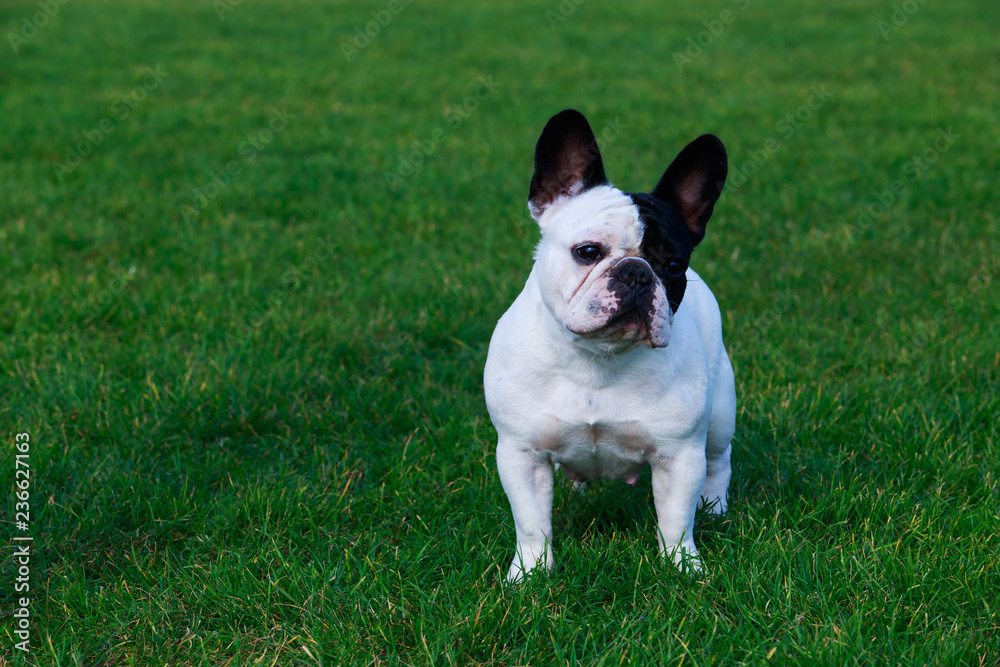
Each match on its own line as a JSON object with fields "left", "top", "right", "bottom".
{"left": 614, "top": 260, "right": 653, "bottom": 287}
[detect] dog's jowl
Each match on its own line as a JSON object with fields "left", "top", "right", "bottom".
{"left": 484, "top": 109, "right": 736, "bottom": 583}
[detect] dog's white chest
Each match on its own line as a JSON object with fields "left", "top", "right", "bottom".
{"left": 532, "top": 392, "right": 657, "bottom": 481}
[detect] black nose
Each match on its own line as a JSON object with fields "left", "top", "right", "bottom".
{"left": 614, "top": 259, "right": 653, "bottom": 287}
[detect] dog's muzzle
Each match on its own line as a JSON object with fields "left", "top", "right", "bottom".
{"left": 608, "top": 258, "right": 656, "bottom": 317}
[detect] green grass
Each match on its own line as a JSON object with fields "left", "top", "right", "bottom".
{"left": 1, "top": 0, "right": 999, "bottom": 663}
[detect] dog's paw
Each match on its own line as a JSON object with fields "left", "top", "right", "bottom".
{"left": 661, "top": 542, "right": 702, "bottom": 574}
{"left": 504, "top": 550, "right": 554, "bottom": 584}
{"left": 675, "top": 551, "right": 703, "bottom": 574}
{"left": 505, "top": 562, "right": 542, "bottom": 584}
{"left": 505, "top": 563, "right": 527, "bottom": 584}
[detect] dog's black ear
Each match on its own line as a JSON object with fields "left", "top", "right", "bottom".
{"left": 652, "top": 134, "right": 727, "bottom": 247}
{"left": 528, "top": 109, "right": 609, "bottom": 220}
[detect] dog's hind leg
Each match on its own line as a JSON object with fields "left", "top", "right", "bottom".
{"left": 702, "top": 353, "right": 736, "bottom": 514}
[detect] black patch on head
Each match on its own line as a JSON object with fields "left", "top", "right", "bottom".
{"left": 629, "top": 192, "right": 693, "bottom": 312}
{"left": 652, "top": 134, "right": 728, "bottom": 247}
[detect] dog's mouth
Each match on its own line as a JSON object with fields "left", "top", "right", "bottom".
{"left": 568, "top": 301, "right": 656, "bottom": 346}
{"left": 603, "top": 300, "right": 641, "bottom": 327}
{"left": 603, "top": 306, "right": 655, "bottom": 343}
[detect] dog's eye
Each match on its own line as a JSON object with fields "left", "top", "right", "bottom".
{"left": 667, "top": 259, "right": 688, "bottom": 276}
{"left": 574, "top": 245, "right": 603, "bottom": 262}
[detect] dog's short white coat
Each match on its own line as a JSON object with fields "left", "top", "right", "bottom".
{"left": 484, "top": 184, "right": 736, "bottom": 583}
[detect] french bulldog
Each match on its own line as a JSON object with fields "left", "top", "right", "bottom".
{"left": 484, "top": 109, "right": 736, "bottom": 583}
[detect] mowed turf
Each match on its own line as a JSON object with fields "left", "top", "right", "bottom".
{"left": 1, "top": 0, "right": 998, "bottom": 664}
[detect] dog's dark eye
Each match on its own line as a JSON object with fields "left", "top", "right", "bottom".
{"left": 667, "top": 259, "right": 688, "bottom": 276}
{"left": 574, "top": 245, "right": 603, "bottom": 262}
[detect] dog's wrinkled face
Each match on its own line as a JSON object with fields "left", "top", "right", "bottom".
{"left": 527, "top": 110, "right": 727, "bottom": 353}
{"left": 533, "top": 187, "right": 679, "bottom": 350}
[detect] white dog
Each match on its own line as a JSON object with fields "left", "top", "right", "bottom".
{"left": 484, "top": 109, "right": 736, "bottom": 582}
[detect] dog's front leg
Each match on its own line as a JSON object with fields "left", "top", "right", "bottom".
{"left": 650, "top": 446, "right": 707, "bottom": 571}
{"left": 496, "top": 437, "right": 554, "bottom": 583}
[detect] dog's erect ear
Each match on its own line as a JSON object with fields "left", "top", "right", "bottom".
{"left": 528, "top": 109, "right": 609, "bottom": 220}
{"left": 652, "top": 134, "right": 727, "bottom": 247}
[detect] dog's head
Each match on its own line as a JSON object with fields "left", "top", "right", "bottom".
{"left": 527, "top": 109, "right": 727, "bottom": 353}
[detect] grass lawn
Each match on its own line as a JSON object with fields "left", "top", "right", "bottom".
{"left": 2, "top": 0, "right": 999, "bottom": 663}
